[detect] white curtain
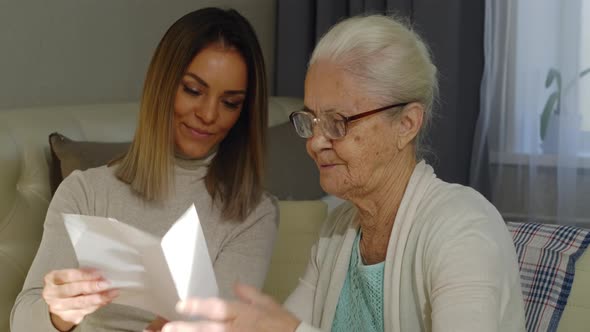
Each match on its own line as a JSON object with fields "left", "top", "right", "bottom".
{"left": 472, "top": 0, "right": 590, "bottom": 226}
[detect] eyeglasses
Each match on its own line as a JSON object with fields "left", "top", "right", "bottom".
{"left": 289, "top": 102, "right": 409, "bottom": 139}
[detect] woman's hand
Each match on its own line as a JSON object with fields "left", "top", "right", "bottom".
{"left": 162, "top": 283, "right": 300, "bottom": 332}
{"left": 42, "top": 268, "right": 119, "bottom": 332}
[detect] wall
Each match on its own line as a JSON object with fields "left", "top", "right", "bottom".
{"left": 0, "top": 0, "right": 276, "bottom": 110}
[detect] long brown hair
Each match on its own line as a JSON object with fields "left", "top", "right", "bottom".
{"left": 115, "top": 8, "right": 268, "bottom": 220}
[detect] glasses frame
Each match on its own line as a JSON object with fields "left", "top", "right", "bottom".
{"left": 289, "top": 102, "right": 410, "bottom": 139}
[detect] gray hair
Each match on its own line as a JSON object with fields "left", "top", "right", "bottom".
{"left": 309, "top": 14, "right": 438, "bottom": 158}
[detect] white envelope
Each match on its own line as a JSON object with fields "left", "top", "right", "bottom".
{"left": 62, "top": 204, "right": 218, "bottom": 320}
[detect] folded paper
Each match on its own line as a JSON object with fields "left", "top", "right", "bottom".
{"left": 62, "top": 204, "right": 217, "bottom": 320}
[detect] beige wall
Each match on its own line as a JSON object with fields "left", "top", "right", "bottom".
{"left": 0, "top": 0, "right": 276, "bottom": 110}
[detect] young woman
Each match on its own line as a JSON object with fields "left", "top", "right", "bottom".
{"left": 11, "top": 8, "right": 278, "bottom": 332}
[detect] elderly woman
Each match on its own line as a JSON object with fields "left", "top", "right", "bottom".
{"left": 162, "top": 14, "right": 526, "bottom": 332}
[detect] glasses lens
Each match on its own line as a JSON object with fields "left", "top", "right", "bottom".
{"left": 290, "top": 112, "right": 314, "bottom": 138}
{"left": 321, "top": 113, "right": 346, "bottom": 139}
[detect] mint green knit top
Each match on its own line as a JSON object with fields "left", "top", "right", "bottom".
{"left": 332, "top": 232, "right": 385, "bottom": 332}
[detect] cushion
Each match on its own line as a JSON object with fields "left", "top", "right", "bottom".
{"left": 48, "top": 133, "right": 129, "bottom": 193}
{"left": 48, "top": 123, "right": 325, "bottom": 200}
{"left": 507, "top": 222, "right": 590, "bottom": 332}
{"left": 262, "top": 200, "right": 327, "bottom": 303}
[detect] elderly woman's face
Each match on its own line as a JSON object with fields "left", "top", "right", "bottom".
{"left": 303, "top": 61, "right": 405, "bottom": 199}
{"left": 173, "top": 44, "right": 247, "bottom": 158}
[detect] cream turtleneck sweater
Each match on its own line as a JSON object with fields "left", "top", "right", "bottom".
{"left": 11, "top": 156, "right": 279, "bottom": 332}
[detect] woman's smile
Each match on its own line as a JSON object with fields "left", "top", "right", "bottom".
{"left": 182, "top": 122, "right": 214, "bottom": 139}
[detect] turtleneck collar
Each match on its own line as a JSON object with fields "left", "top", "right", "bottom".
{"left": 174, "top": 148, "right": 217, "bottom": 171}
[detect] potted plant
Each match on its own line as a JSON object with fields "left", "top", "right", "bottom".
{"left": 540, "top": 67, "right": 590, "bottom": 153}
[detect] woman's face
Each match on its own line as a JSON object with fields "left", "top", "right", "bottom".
{"left": 304, "top": 61, "right": 405, "bottom": 199}
{"left": 173, "top": 44, "right": 247, "bottom": 158}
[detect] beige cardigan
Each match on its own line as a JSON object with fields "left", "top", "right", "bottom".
{"left": 285, "top": 161, "right": 526, "bottom": 332}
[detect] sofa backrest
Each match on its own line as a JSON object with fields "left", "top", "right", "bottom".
{"left": 0, "top": 97, "right": 305, "bottom": 331}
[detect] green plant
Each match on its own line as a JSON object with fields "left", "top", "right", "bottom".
{"left": 540, "top": 67, "right": 590, "bottom": 140}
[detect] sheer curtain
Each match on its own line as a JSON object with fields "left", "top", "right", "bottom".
{"left": 472, "top": 0, "right": 590, "bottom": 225}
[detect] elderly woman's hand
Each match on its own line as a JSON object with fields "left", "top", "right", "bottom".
{"left": 144, "top": 316, "right": 168, "bottom": 332}
{"left": 162, "top": 284, "right": 300, "bottom": 332}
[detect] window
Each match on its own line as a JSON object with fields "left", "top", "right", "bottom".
{"left": 499, "top": 0, "right": 590, "bottom": 157}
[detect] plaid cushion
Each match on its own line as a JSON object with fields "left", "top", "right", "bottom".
{"left": 507, "top": 222, "right": 590, "bottom": 332}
